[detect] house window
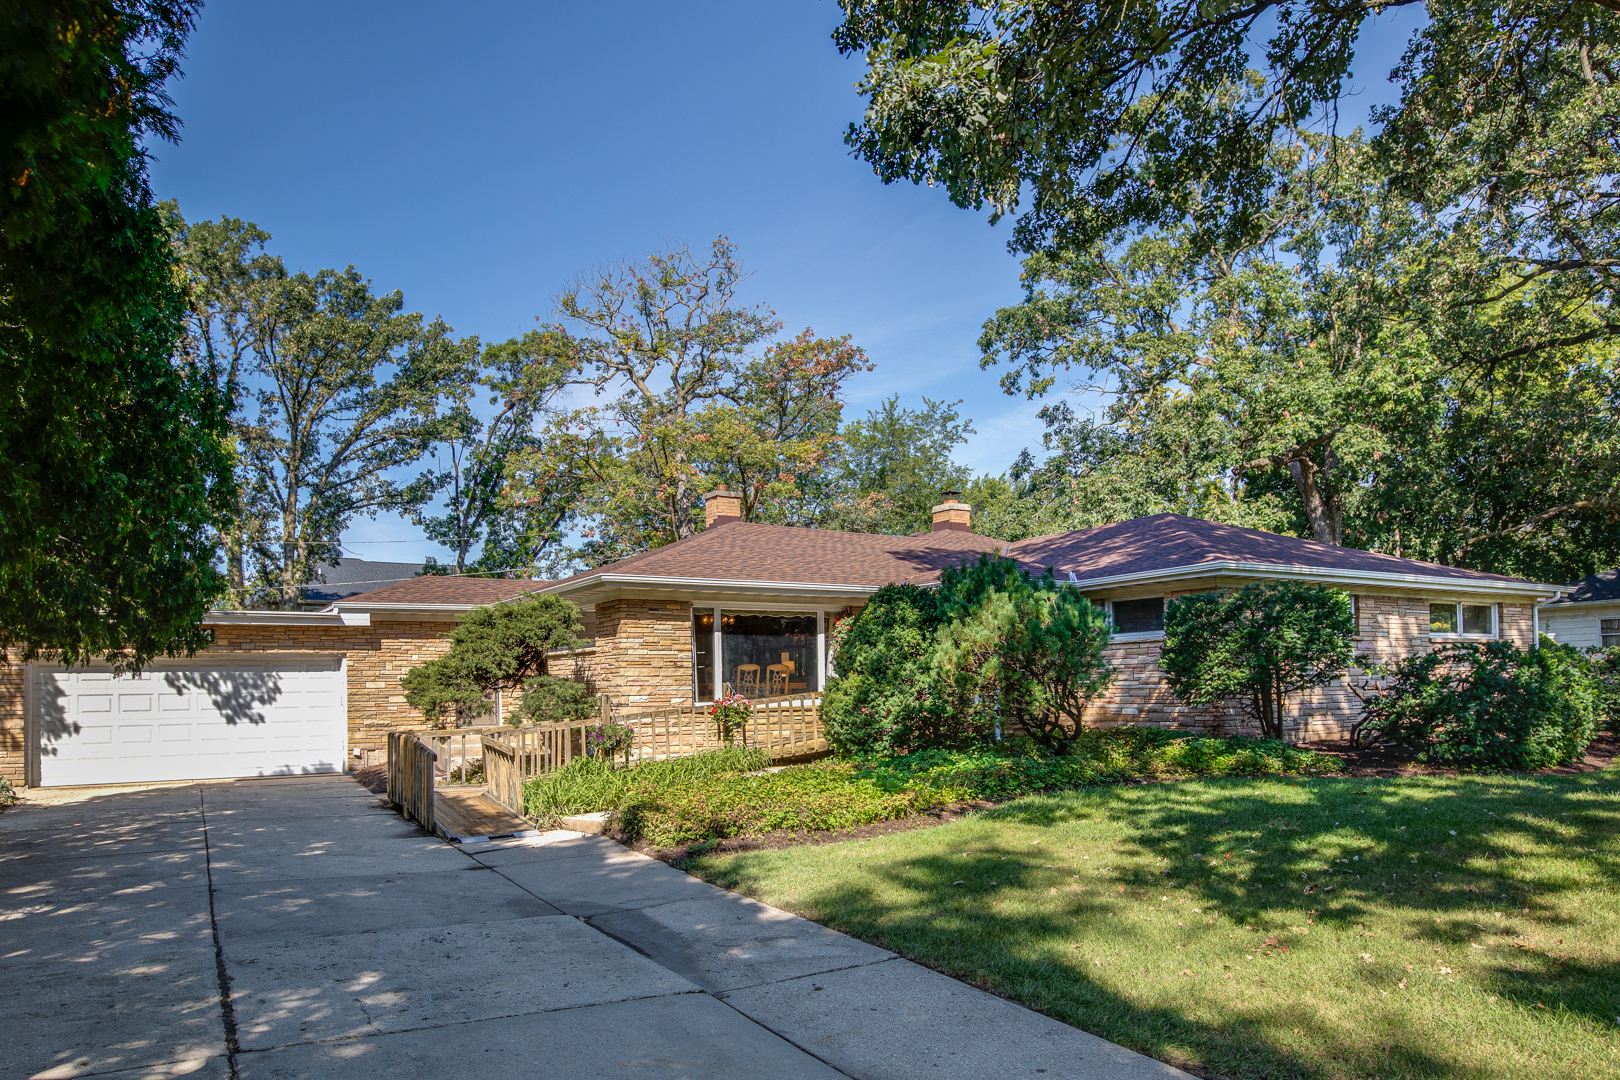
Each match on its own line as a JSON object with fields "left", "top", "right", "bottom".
{"left": 721, "top": 611, "right": 819, "bottom": 697}
{"left": 1111, "top": 597, "right": 1164, "bottom": 634}
{"left": 1601, "top": 618, "right": 1620, "bottom": 648}
{"left": 1430, "top": 602, "right": 1496, "bottom": 638}
{"left": 693, "top": 609, "right": 716, "bottom": 702}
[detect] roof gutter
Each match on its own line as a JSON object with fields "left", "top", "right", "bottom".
{"left": 204, "top": 609, "right": 371, "bottom": 627}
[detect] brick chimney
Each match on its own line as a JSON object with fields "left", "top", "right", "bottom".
{"left": 703, "top": 486, "right": 742, "bottom": 528}
{"left": 931, "top": 490, "right": 971, "bottom": 533}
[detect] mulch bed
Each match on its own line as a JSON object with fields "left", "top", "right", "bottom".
{"left": 352, "top": 764, "right": 389, "bottom": 795}
{"left": 1306, "top": 729, "right": 1618, "bottom": 778}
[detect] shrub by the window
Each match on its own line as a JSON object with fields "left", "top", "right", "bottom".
{"left": 1161, "top": 582, "right": 1355, "bottom": 741}
{"left": 1589, "top": 646, "right": 1620, "bottom": 733}
{"left": 1363, "top": 638, "right": 1598, "bottom": 769}
{"left": 822, "top": 583, "right": 946, "bottom": 755}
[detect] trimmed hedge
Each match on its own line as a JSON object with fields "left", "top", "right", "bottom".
{"left": 521, "top": 746, "right": 769, "bottom": 822}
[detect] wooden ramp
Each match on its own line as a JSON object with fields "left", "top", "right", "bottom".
{"left": 432, "top": 786, "right": 534, "bottom": 842}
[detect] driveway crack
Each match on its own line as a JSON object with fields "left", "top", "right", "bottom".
{"left": 199, "top": 788, "right": 243, "bottom": 1080}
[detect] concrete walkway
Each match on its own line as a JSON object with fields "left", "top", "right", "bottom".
{"left": 0, "top": 775, "right": 1190, "bottom": 1080}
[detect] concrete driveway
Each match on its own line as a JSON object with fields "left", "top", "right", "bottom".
{"left": 0, "top": 775, "right": 1189, "bottom": 1080}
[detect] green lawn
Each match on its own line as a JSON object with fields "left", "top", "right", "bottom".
{"left": 686, "top": 770, "right": 1620, "bottom": 1080}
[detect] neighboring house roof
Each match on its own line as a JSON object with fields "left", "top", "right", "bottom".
{"left": 300, "top": 558, "right": 426, "bottom": 604}
{"left": 335, "top": 575, "right": 552, "bottom": 608}
{"left": 1543, "top": 568, "right": 1620, "bottom": 606}
{"left": 994, "top": 515, "right": 1552, "bottom": 594}
{"left": 546, "top": 521, "right": 1012, "bottom": 596}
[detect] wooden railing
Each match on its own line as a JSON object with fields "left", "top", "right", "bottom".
{"left": 481, "top": 734, "right": 521, "bottom": 815}
{"left": 390, "top": 690, "right": 826, "bottom": 820}
{"left": 614, "top": 691, "right": 826, "bottom": 763}
{"left": 386, "top": 731, "right": 436, "bottom": 833}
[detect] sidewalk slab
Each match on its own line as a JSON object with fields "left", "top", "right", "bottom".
{"left": 0, "top": 947, "right": 223, "bottom": 1080}
{"left": 236, "top": 992, "right": 845, "bottom": 1080}
{"left": 720, "top": 956, "right": 1195, "bottom": 1080}
{"left": 0, "top": 819, "right": 207, "bottom": 861}
{"left": 227, "top": 914, "right": 698, "bottom": 1049}
{"left": 212, "top": 867, "right": 558, "bottom": 944}
{"left": 488, "top": 848, "right": 732, "bottom": 917}
{"left": 590, "top": 892, "right": 894, "bottom": 992}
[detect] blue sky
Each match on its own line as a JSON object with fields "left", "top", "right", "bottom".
{"left": 149, "top": 0, "right": 1423, "bottom": 568}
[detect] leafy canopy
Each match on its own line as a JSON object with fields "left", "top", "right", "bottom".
{"left": 2, "top": 0, "right": 236, "bottom": 667}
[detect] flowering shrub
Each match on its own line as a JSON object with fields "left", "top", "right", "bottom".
{"left": 583, "top": 721, "right": 634, "bottom": 764}
{"left": 709, "top": 693, "right": 752, "bottom": 745}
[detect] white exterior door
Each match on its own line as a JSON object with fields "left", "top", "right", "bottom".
{"left": 32, "top": 656, "right": 347, "bottom": 787}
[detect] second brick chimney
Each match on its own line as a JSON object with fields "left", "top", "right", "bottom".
{"left": 931, "top": 490, "right": 971, "bottom": 533}
{"left": 703, "top": 486, "right": 742, "bottom": 528}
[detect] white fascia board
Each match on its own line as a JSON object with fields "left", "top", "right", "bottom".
{"left": 1062, "top": 561, "right": 1561, "bottom": 599}
{"left": 542, "top": 573, "right": 879, "bottom": 599}
{"left": 204, "top": 609, "right": 371, "bottom": 627}
{"left": 330, "top": 601, "right": 472, "bottom": 615}
{"left": 1539, "top": 595, "right": 1618, "bottom": 609}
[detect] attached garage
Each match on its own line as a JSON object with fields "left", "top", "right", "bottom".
{"left": 30, "top": 655, "right": 347, "bottom": 787}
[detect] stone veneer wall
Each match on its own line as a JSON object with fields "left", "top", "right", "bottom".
{"left": 0, "top": 649, "right": 24, "bottom": 786}
{"left": 1085, "top": 597, "right": 1539, "bottom": 741}
{"left": 590, "top": 599, "right": 695, "bottom": 707}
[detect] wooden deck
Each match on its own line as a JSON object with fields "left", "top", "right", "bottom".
{"left": 432, "top": 786, "right": 532, "bottom": 841}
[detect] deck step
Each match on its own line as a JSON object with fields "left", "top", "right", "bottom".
{"left": 560, "top": 810, "right": 612, "bottom": 834}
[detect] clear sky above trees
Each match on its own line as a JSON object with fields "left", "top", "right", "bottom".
{"left": 145, "top": 0, "right": 1052, "bottom": 565}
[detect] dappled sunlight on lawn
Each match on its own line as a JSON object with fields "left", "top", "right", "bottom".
{"left": 691, "top": 771, "right": 1620, "bottom": 1080}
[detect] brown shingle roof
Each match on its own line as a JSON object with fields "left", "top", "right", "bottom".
{"left": 552, "top": 521, "right": 1009, "bottom": 589}
{"left": 1003, "top": 514, "right": 1543, "bottom": 588}
{"left": 339, "top": 575, "right": 551, "bottom": 606}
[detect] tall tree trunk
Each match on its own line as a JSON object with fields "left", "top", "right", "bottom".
{"left": 1286, "top": 449, "right": 1343, "bottom": 546}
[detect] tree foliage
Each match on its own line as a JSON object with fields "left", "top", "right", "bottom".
{"left": 1161, "top": 582, "right": 1356, "bottom": 740}
{"left": 529, "top": 238, "right": 871, "bottom": 563}
{"left": 408, "top": 329, "right": 581, "bottom": 574}
{"left": 401, "top": 595, "right": 583, "bottom": 726}
{"left": 1, "top": 0, "right": 236, "bottom": 668}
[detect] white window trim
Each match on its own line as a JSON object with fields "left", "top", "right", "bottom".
{"left": 1599, "top": 616, "right": 1620, "bottom": 648}
{"left": 1429, "top": 601, "right": 1499, "bottom": 641}
{"left": 1111, "top": 629, "right": 1166, "bottom": 644}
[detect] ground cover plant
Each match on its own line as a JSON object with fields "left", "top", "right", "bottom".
{"left": 687, "top": 771, "right": 1620, "bottom": 1080}
{"left": 858, "top": 731, "right": 1339, "bottom": 803}
{"left": 523, "top": 750, "right": 923, "bottom": 847}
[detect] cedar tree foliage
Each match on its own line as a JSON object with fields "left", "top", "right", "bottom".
{"left": 1161, "top": 581, "right": 1356, "bottom": 740}
{"left": 402, "top": 595, "right": 583, "bottom": 726}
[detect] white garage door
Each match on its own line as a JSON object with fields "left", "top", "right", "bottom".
{"left": 32, "top": 656, "right": 347, "bottom": 787}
